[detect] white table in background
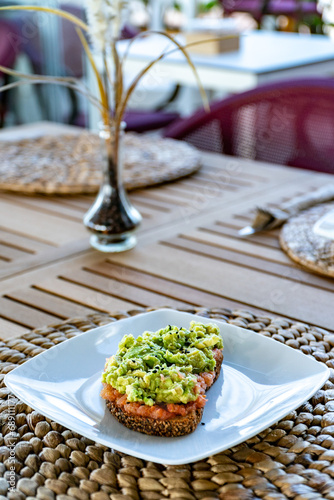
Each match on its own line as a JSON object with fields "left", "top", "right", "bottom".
{"left": 88, "top": 30, "right": 334, "bottom": 126}
{"left": 117, "top": 30, "right": 334, "bottom": 93}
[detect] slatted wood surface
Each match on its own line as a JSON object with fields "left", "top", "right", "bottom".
{"left": 0, "top": 123, "right": 333, "bottom": 340}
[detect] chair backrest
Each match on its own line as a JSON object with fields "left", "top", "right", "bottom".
{"left": 6, "top": 5, "right": 138, "bottom": 79}
{"left": 0, "top": 20, "right": 20, "bottom": 75}
{"left": 219, "top": 0, "right": 319, "bottom": 20}
{"left": 6, "top": 4, "right": 86, "bottom": 78}
{"left": 164, "top": 78, "right": 334, "bottom": 174}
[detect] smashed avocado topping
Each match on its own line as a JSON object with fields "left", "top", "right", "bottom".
{"left": 102, "top": 321, "right": 223, "bottom": 406}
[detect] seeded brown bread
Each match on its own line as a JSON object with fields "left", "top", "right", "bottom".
{"left": 106, "top": 401, "right": 204, "bottom": 437}
{"left": 105, "top": 350, "right": 223, "bottom": 437}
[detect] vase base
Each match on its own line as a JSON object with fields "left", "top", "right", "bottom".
{"left": 89, "top": 234, "right": 137, "bottom": 253}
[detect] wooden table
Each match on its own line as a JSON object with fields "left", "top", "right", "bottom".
{"left": 0, "top": 122, "right": 333, "bottom": 342}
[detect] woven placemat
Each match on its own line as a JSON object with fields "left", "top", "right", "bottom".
{"left": 280, "top": 202, "right": 334, "bottom": 278}
{"left": 1, "top": 307, "right": 334, "bottom": 500}
{"left": 0, "top": 133, "right": 201, "bottom": 195}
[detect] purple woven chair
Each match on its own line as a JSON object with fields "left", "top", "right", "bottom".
{"left": 5, "top": 4, "right": 86, "bottom": 123}
{"left": 220, "top": 0, "right": 319, "bottom": 25}
{"left": 0, "top": 19, "right": 20, "bottom": 126}
{"left": 164, "top": 79, "right": 334, "bottom": 174}
{"left": 8, "top": 4, "right": 86, "bottom": 78}
{"left": 0, "top": 20, "right": 19, "bottom": 71}
{"left": 9, "top": 6, "right": 179, "bottom": 131}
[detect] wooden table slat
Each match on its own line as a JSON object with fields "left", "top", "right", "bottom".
{"left": 35, "top": 277, "right": 141, "bottom": 313}
{"left": 7, "top": 287, "right": 98, "bottom": 319}
{"left": 62, "top": 267, "right": 191, "bottom": 309}
{"left": 0, "top": 317, "right": 30, "bottom": 340}
{"left": 84, "top": 260, "right": 249, "bottom": 311}
{"left": 165, "top": 234, "right": 334, "bottom": 293}
{"left": 0, "top": 228, "right": 53, "bottom": 253}
{"left": 0, "top": 199, "right": 86, "bottom": 246}
{"left": 0, "top": 243, "right": 34, "bottom": 262}
{"left": 0, "top": 296, "right": 62, "bottom": 329}
{"left": 181, "top": 228, "right": 292, "bottom": 265}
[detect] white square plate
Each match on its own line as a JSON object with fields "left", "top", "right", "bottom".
{"left": 5, "top": 309, "right": 329, "bottom": 465}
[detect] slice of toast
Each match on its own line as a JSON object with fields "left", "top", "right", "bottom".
{"left": 105, "top": 350, "right": 223, "bottom": 437}
{"left": 106, "top": 400, "right": 204, "bottom": 437}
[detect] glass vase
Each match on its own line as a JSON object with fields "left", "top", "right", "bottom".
{"left": 84, "top": 123, "right": 142, "bottom": 252}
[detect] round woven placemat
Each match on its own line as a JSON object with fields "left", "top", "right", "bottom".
{"left": 280, "top": 202, "right": 334, "bottom": 278}
{"left": 0, "top": 133, "right": 201, "bottom": 195}
{"left": 1, "top": 307, "right": 334, "bottom": 500}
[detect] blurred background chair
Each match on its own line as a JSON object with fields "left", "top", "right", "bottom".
{"left": 164, "top": 78, "right": 334, "bottom": 174}
{"left": 2, "top": 2, "right": 180, "bottom": 132}
{"left": 0, "top": 2, "right": 86, "bottom": 124}
{"left": 219, "top": 0, "right": 321, "bottom": 31}
{"left": 0, "top": 19, "right": 21, "bottom": 127}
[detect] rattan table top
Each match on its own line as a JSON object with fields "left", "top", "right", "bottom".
{"left": 1, "top": 307, "right": 334, "bottom": 500}
{"left": 0, "top": 132, "right": 201, "bottom": 195}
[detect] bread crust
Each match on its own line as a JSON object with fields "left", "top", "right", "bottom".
{"left": 106, "top": 400, "right": 204, "bottom": 437}
{"left": 105, "top": 350, "right": 223, "bottom": 437}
